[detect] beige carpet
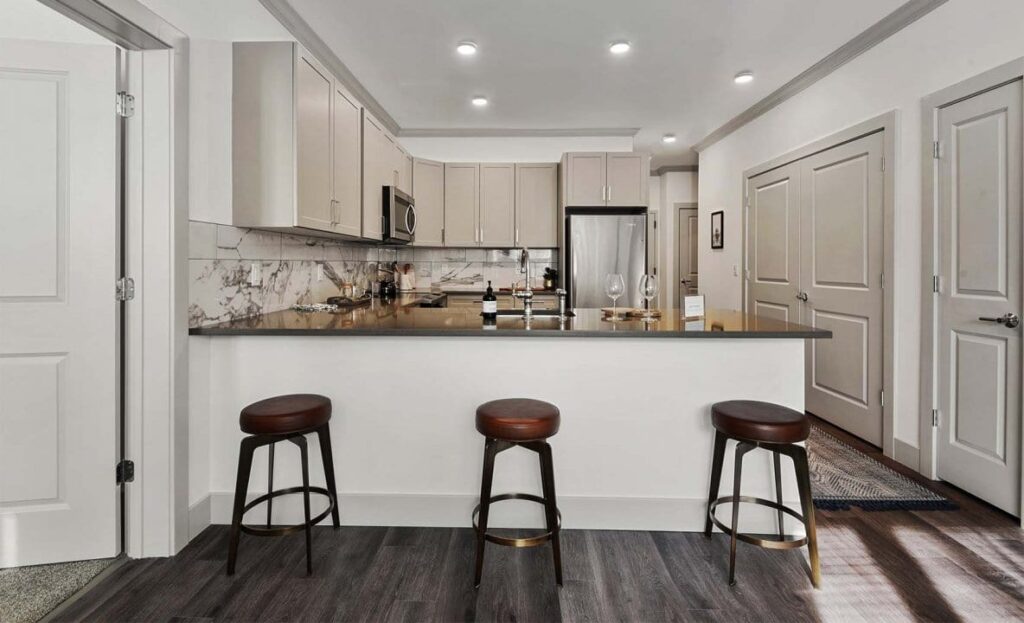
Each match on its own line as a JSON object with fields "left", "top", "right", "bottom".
{"left": 0, "top": 558, "right": 114, "bottom": 623}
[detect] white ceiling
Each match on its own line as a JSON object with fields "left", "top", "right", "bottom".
{"left": 288, "top": 0, "right": 906, "bottom": 166}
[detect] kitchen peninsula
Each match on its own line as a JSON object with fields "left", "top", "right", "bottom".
{"left": 188, "top": 302, "right": 829, "bottom": 534}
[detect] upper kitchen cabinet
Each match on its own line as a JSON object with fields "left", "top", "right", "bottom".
{"left": 232, "top": 42, "right": 364, "bottom": 238}
{"left": 412, "top": 158, "right": 444, "bottom": 246}
{"left": 361, "top": 111, "right": 391, "bottom": 241}
{"left": 560, "top": 151, "right": 650, "bottom": 207}
{"left": 479, "top": 163, "right": 516, "bottom": 247}
{"left": 443, "top": 163, "right": 480, "bottom": 246}
{"left": 515, "top": 163, "right": 558, "bottom": 247}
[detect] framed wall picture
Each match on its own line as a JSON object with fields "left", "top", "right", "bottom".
{"left": 710, "top": 210, "right": 724, "bottom": 249}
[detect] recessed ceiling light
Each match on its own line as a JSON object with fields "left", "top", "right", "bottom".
{"left": 662, "top": 134, "right": 677, "bottom": 144}
{"left": 471, "top": 96, "right": 488, "bottom": 107}
{"left": 609, "top": 41, "right": 631, "bottom": 54}
{"left": 734, "top": 71, "right": 754, "bottom": 84}
{"left": 456, "top": 41, "right": 478, "bottom": 56}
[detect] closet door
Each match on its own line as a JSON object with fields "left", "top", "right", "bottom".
{"left": 746, "top": 161, "right": 801, "bottom": 323}
{"left": 800, "top": 131, "right": 885, "bottom": 445}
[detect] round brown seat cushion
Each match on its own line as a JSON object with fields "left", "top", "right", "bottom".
{"left": 711, "top": 400, "right": 809, "bottom": 444}
{"left": 240, "top": 394, "right": 332, "bottom": 435}
{"left": 476, "top": 398, "right": 560, "bottom": 441}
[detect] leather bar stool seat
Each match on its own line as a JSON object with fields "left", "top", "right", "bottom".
{"left": 711, "top": 400, "right": 810, "bottom": 444}
{"left": 476, "top": 398, "right": 560, "bottom": 441}
{"left": 240, "top": 393, "right": 332, "bottom": 435}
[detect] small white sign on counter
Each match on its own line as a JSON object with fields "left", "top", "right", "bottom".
{"left": 683, "top": 295, "right": 706, "bottom": 319}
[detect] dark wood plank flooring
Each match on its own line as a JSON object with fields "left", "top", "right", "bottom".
{"left": 53, "top": 419, "right": 1024, "bottom": 622}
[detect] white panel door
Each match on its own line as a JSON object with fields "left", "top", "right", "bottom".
{"left": 677, "top": 207, "right": 698, "bottom": 303}
{"left": 747, "top": 162, "right": 801, "bottom": 324}
{"left": 801, "top": 132, "right": 885, "bottom": 446}
{"left": 0, "top": 39, "right": 117, "bottom": 566}
{"left": 936, "top": 80, "right": 1022, "bottom": 515}
{"left": 294, "top": 49, "right": 333, "bottom": 232}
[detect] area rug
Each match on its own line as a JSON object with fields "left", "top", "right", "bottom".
{"left": 0, "top": 557, "right": 114, "bottom": 623}
{"left": 807, "top": 426, "right": 957, "bottom": 511}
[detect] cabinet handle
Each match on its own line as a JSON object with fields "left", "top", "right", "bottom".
{"left": 515, "top": 227, "right": 519, "bottom": 246}
{"left": 607, "top": 185, "right": 611, "bottom": 202}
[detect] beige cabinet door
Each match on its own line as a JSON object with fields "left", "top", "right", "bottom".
{"left": 295, "top": 49, "right": 334, "bottom": 231}
{"left": 800, "top": 132, "right": 885, "bottom": 446}
{"left": 480, "top": 163, "right": 516, "bottom": 246}
{"left": 566, "top": 152, "right": 607, "bottom": 206}
{"left": 361, "top": 112, "right": 386, "bottom": 240}
{"left": 332, "top": 85, "right": 361, "bottom": 237}
{"left": 444, "top": 163, "right": 480, "bottom": 246}
{"left": 515, "top": 163, "right": 558, "bottom": 247}
{"left": 936, "top": 80, "right": 1022, "bottom": 515}
{"left": 412, "top": 158, "right": 444, "bottom": 246}
{"left": 606, "top": 152, "right": 648, "bottom": 206}
{"left": 746, "top": 161, "right": 801, "bottom": 324}
{"left": 403, "top": 152, "right": 413, "bottom": 195}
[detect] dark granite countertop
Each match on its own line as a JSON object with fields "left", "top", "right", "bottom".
{"left": 188, "top": 299, "right": 831, "bottom": 339}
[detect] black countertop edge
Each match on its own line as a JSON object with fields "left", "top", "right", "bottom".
{"left": 188, "top": 327, "right": 831, "bottom": 339}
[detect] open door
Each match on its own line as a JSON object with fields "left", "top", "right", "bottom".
{"left": 0, "top": 38, "right": 118, "bottom": 566}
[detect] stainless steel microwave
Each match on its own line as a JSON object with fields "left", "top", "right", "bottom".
{"left": 382, "top": 186, "right": 416, "bottom": 244}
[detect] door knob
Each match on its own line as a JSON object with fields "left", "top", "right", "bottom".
{"left": 979, "top": 313, "right": 1020, "bottom": 328}
{"left": 796, "top": 292, "right": 808, "bottom": 302}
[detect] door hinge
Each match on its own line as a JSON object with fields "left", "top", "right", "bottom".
{"left": 116, "top": 276, "right": 135, "bottom": 301}
{"left": 932, "top": 141, "right": 941, "bottom": 159}
{"left": 931, "top": 409, "right": 940, "bottom": 427}
{"left": 880, "top": 390, "right": 885, "bottom": 408}
{"left": 880, "top": 156, "right": 885, "bottom": 172}
{"left": 116, "top": 91, "right": 135, "bottom": 118}
{"left": 116, "top": 459, "right": 135, "bottom": 484}
{"left": 932, "top": 275, "right": 940, "bottom": 293}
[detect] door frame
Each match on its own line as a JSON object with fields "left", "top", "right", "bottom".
{"left": 919, "top": 59, "right": 1024, "bottom": 521}
{"left": 741, "top": 111, "right": 897, "bottom": 459}
{"left": 39, "top": 0, "right": 193, "bottom": 558}
{"left": 675, "top": 202, "right": 698, "bottom": 307}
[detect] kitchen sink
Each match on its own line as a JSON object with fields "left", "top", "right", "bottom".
{"left": 494, "top": 309, "right": 574, "bottom": 318}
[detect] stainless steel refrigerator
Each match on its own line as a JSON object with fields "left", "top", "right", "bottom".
{"left": 565, "top": 208, "right": 647, "bottom": 308}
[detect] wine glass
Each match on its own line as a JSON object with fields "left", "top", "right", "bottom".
{"left": 604, "top": 273, "right": 625, "bottom": 321}
{"left": 639, "top": 274, "right": 659, "bottom": 321}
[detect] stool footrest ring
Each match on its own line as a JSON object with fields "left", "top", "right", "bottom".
{"left": 240, "top": 486, "right": 335, "bottom": 537}
{"left": 708, "top": 494, "right": 808, "bottom": 550}
{"left": 472, "top": 493, "right": 561, "bottom": 548}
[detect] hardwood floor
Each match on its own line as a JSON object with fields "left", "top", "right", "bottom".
{"left": 53, "top": 420, "right": 1024, "bottom": 622}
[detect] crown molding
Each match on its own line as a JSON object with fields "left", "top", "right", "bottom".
{"left": 651, "top": 164, "right": 698, "bottom": 176}
{"left": 259, "top": 0, "right": 400, "bottom": 135}
{"left": 693, "top": 0, "right": 948, "bottom": 153}
{"left": 397, "top": 127, "right": 641, "bottom": 138}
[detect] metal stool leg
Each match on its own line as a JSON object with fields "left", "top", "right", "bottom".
{"left": 316, "top": 424, "right": 341, "bottom": 528}
{"left": 773, "top": 450, "right": 784, "bottom": 539}
{"left": 474, "top": 438, "right": 498, "bottom": 588}
{"left": 289, "top": 435, "right": 313, "bottom": 576}
{"left": 228, "top": 436, "right": 258, "bottom": 575}
{"left": 789, "top": 444, "right": 820, "bottom": 588}
{"left": 729, "top": 441, "right": 755, "bottom": 586}
{"left": 266, "top": 442, "right": 276, "bottom": 528}
{"left": 704, "top": 431, "right": 727, "bottom": 536}
{"left": 538, "top": 441, "right": 563, "bottom": 586}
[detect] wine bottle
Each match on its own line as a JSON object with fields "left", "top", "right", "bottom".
{"left": 481, "top": 280, "right": 498, "bottom": 320}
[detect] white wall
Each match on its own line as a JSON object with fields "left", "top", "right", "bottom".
{"left": 649, "top": 171, "right": 698, "bottom": 308}
{"left": 696, "top": 0, "right": 1024, "bottom": 453}
{"left": 397, "top": 135, "right": 634, "bottom": 163}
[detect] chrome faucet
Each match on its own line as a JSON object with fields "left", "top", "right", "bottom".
{"left": 513, "top": 247, "right": 534, "bottom": 318}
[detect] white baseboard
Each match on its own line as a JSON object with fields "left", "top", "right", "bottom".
{"left": 188, "top": 496, "right": 211, "bottom": 541}
{"left": 893, "top": 438, "right": 920, "bottom": 471}
{"left": 202, "top": 490, "right": 792, "bottom": 534}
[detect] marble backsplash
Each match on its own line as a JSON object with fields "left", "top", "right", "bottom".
{"left": 188, "top": 220, "right": 556, "bottom": 327}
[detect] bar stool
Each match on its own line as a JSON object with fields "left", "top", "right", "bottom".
{"left": 473, "top": 398, "right": 563, "bottom": 588}
{"left": 704, "top": 400, "right": 820, "bottom": 587}
{"left": 226, "top": 394, "right": 340, "bottom": 576}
